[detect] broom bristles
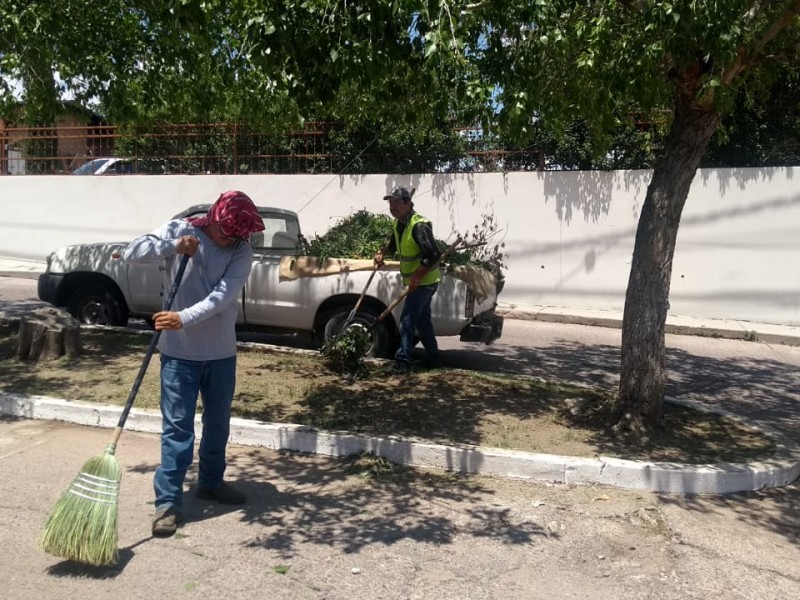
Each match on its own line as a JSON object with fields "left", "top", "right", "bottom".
{"left": 41, "top": 449, "right": 122, "bottom": 567}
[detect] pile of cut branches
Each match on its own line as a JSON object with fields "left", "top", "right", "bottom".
{"left": 301, "top": 210, "right": 392, "bottom": 261}
{"left": 303, "top": 209, "right": 506, "bottom": 276}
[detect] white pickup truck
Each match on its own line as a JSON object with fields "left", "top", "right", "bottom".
{"left": 37, "top": 205, "right": 504, "bottom": 357}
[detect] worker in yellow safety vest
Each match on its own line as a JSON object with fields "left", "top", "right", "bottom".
{"left": 374, "top": 187, "right": 443, "bottom": 374}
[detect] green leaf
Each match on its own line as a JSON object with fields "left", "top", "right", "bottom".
{"left": 274, "top": 565, "right": 291, "bottom": 575}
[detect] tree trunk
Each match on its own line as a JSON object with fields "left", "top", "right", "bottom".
{"left": 17, "top": 307, "right": 81, "bottom": 361}
{"left": 615, "top": 93, "right": 722, "bottom": 434}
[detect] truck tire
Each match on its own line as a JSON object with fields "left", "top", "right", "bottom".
{"left": 323, "top": 305, "right": 395, "bottom": 359}
{"left": 67, "top": 283, "right": 129, "bottom": 327}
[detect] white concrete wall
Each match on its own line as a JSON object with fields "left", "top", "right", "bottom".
{"left": 1, "top": 167, "right": 798, "bottom": 325}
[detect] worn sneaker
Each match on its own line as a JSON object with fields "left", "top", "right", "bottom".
{"left": 196, "top": 481, "right": 247, "bottom": 505}
{"left": 152, "top": 507, "right": 183, "bottom": 537}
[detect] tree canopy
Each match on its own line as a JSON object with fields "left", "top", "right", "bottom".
{"left": 3, "top": 2, "right": 798, "bottom": 168}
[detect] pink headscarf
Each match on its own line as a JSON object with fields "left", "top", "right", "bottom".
{"left": 186, "top": 190, "right": 265, "bottom": 239}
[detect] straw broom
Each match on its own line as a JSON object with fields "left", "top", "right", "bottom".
{"left": 41, "top": 254, "right": 190, "bottom": 566}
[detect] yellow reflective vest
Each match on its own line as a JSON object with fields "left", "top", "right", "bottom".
{"left": 393, "top": 213, "right": 441, "bottom": 286}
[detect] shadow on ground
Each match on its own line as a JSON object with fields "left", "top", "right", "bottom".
{"left": 442, "top": 340, "right": 800, "bottom": 443}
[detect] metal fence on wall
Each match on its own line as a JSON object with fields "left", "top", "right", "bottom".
{"left": 0, "top": 122, "right": 546, "bottom": 176}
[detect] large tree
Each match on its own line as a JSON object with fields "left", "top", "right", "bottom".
{"left": 484, "top": 1, "right": 800, "bottom": 432}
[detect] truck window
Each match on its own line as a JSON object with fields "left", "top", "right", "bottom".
{"left": 254, "top": 215, "right": 300, "bottom": 251}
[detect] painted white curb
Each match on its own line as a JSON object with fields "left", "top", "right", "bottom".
{"left": 1, "top": 392, "right": 799, "bottom": 495}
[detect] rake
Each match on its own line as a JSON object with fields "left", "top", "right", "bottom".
{"left": 334, "top": 240, "right": 391, "bottom": 336}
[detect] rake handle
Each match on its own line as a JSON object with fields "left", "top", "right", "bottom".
{"left": 109, "top": 253, "right": 190, "bottom": 447}
{"left": 338, "top": 239, "right": 391, "bottom": 332}
{"left": 372, "top": 235, "right": 463, "bottom": 328}
{"left": 344, "top": 263, "right": 379, "bottom": 326}
{"left": 350, "top": 240, "right": 390, "bottom": 312}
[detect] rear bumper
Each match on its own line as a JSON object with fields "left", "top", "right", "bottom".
{"left": 37, "top": 273, "right": 64, "bottom": 305}
{"left": 460, "top": 312, "right": 504, "bottom": 344}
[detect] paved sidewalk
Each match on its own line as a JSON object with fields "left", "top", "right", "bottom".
{"left": 3, "top": 417, "right": 799, "bottom": 599}
{"left": 0, "top": 255, "right": 46, "bottom": 278}
{"left": 498, "top": 303, "right": 800, "bottom": 347}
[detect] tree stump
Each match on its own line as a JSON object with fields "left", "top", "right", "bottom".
{"left": 17, "top": 307, "right": 81, "bottom": 361}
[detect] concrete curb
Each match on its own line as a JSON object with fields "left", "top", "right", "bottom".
{"left": 497, "top": 305, "right": 800, "bottom": 346}
{"left": 2, "top": 392, "right": 799, "bottom": 495}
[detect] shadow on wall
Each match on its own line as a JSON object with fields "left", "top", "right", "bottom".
{"left": 539, "top": 171, "right": 652, "bottom": 224}
{"left": 542, "top": 170, "right": 615, "bottom": 224}
{"left": 681, "top": 193, "right": 800, "bottom": 232}
{"left": 699, "top": 166, "right": 795, "bottom": 196}
{"left": 384, "top": 173, "right": 483, "bottom": 240}
{"left": 511, "top": 192, "right": 800, "bottom": 260}
{"left": 536, "top": 167, "right": 799, "bottom": 235}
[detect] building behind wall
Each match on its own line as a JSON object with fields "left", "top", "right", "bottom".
{"left": 0, "top": 103, "right": 111, "bottom": 175}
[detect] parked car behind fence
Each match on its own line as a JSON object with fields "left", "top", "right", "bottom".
{"left": 72, "top": 157, "right": 168, "bottom": 175}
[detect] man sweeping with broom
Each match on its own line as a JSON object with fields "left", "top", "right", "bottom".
{"left": 126, "top": 191, "right": 265, "bottom": 537}
{"left": 41, "top": 191, "right": 265, "bottom": 564}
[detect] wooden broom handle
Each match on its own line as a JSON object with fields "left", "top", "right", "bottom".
{"left": 109, "top": 254, "right": 190, "bottom": 447}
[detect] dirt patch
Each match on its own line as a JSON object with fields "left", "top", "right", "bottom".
{"left": 0, "top": 328, "right": 776, "bottom": 464}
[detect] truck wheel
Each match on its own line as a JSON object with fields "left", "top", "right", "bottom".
{"left": 323, "top": 306, "right": 395, "bottom": 359}
{"left": 67, "top": 283, "right": 129, "bottom": 327}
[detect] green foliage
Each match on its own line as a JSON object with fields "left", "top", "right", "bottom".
{"left": 3, "top": 1, "right": 798, "bottom": 136}
{"left": 523, "top": 117, "right": 661, "bottom": 171}
{"left": 0, "top": 0, "right": 144, "bottom": 124}
{"left": 304, "top": 210, "right": 393, "bottom": 260}
{"left": 303, "top": 208, "right": 507, "bottom": 295}
{"left": 344, "top": 451, "right": 401, "bottom": 481}
{"left": 5, "top": 1, "right": 798, "bottom": 170}
{"left": 703, "top": 71, "right": 800, "bottom": 167}
{"left": 326, "top": 122, "right": 470, "bottom": 174}
{"left": 320, "top": 326, "right": 371, "bottom": 379}
{"left": 303, "top": 208, "right": 507, "bottom": 281}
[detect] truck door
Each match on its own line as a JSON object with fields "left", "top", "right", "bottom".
{"left": 243, "top": 212, "right": 309, "bottom": 329}
{"left": 125, "top": 261, "right": 165, "bottom": 313}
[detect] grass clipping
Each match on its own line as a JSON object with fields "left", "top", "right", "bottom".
{"left": 1, "top": 329, "right": 778, "bottom": 464}
{"left": 320, "top": 326, "right": 372, "bottom": 379}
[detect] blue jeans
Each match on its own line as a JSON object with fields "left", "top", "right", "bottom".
{"left": 154, "top": 354, "right": 237, "bottom": 511}
{"left": 395, "top": 283, "right": 440, "bottom": 365}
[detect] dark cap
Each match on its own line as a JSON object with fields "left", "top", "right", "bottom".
{"left": 383, "top": 187, "right": 414, "bottom": 202}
